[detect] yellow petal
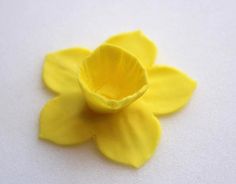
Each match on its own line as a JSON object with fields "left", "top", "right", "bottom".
{"left": 94, "top": 100, "right": 162, "bottom": 168}
{"left": 79, "top": 44, "right": 148, "bottom": 113}
{"left": 106, "top": 30, "right": 157, "bottom": 68}
{"left": 142, "top": 65, "right": 197, "bottom": 115}
{"left": 39, "top": 93, "right": 93, "bottom": 145}
{"left": 43, "top": 48, "right": 91, "bottom": 94}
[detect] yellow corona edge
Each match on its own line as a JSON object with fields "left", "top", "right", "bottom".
{"left": 78, "top": 44, "right": 148, "bottom": 113}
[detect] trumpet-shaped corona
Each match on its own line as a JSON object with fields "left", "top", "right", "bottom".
{"left": 78, "top": 44, "right": 148, "bottom": 113}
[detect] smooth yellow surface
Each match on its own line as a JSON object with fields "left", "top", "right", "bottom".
{"left": 79, "top": 44, "right": 148, "bottom": 113}
{"left": 40, "top": 31, "right": 197, "bottom": 168}
{"left": 94, "top": 100, "right": 161, "bottom": 168}
{"left": 39, "top": 93, "right": 93, "bottom": 145}
{"left": 106, "top": 30, "right": 157, "bottom": 68}
{"left": 142, "top": 65, "right": 197, "bottom": 115}
{"left": 43, "top": 48, "right": 91, "bottom": 94}
{"left": 39, "top": 94, "right": 161, "bottom": 168}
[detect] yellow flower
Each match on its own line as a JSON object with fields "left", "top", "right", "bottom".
{"left": 40, "top": 30, "right": 197, "bottom": 168}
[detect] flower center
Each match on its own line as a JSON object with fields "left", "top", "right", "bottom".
{"left": 79, "top": 44, "right": 148, "bottom": 113}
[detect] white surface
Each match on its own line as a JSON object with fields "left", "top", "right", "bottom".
{"left": 0, "top": 0, "right": 236, "bottom": 183}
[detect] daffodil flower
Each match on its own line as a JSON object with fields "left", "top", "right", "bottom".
{"left": 40, "top": 31, "right": 196, "bottom": 168}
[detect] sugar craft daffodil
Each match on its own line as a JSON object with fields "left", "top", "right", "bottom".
{"left": 40, "top": 31, "right": 197, "bottom": 168}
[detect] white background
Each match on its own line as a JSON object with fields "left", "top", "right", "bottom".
{"left": 0, "top": 0, "right": 236, "bottom": 183}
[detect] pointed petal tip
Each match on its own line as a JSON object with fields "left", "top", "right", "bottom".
{"left": 143, "top": 65, "right": 197, "bottom": 115}
{"left": 105, "top": 30, "right": 157, "bottom": 68}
